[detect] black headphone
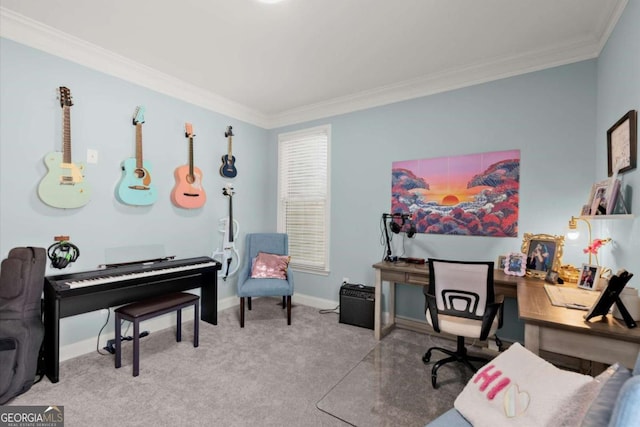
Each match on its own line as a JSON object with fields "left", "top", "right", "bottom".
{"left": 406, "top": 222, "right": 416, "bottom": 238}
{"left": 47, "top": 241, "right": 80, "bottom": 269}
{"left": 388, "top": 213, "right": 416, "bottom": 238}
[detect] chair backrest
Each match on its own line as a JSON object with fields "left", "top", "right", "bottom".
{"left": 428, "top": 258, "right": 494, "bottom": 321}
{"left": 245, "top": 233, "right": 289, "bottom": 262}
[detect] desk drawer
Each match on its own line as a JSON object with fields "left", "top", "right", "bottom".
{"left": 380, "top": 270, "right": 429, "bottom": 286}
{"left": 381, "top": 270, "right": 407, "bottom": 283}
{"left": 406, "top": 273, "right": 428, "bottom": 285}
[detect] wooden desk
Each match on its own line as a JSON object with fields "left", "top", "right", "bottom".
{"left": 372, "top": 261, "right": 530, "bottom": 340}
{"left": 518, "top": 280, "right": 640, "bottom": 369}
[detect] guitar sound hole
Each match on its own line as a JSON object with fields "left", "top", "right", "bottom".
{"left": 135, "top": 168, "right": 146, "bottom": 179}
{"left": 186, "top": 174, "right": 195, "bottom": 184}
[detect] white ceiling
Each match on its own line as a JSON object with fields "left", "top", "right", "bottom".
{"left": 0, "top": 0, "right": 628, "bottom": 128}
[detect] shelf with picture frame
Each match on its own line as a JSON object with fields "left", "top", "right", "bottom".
{"left": 581, "top": 166, "right": 632, "bottom": 218}
{"left": 582, "top": 109, "right": 637, "bottom": 220}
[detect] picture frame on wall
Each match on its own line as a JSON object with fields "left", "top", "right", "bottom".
{"left": 607, "top": 109, "right": 637, "bottom": 176}
{"left": 521, "top": 233, "right": 564, "bottom": 279}
{"left": 577, "top": 263, "right": 602, "bottom": 291}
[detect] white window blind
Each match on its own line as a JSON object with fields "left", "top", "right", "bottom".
{"left": 277, "top": 125, "right": 330, "bottom": 274}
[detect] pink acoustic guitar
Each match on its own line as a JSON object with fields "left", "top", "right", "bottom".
{"left": 171, "top": 123, "right": 206, "bottom": 209}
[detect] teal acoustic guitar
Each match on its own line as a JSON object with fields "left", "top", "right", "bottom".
{"left": 116, "top": 106, "right": 157, "bottom": 206}
{"left": 37, "top": 87, "right": 91, "bottom": 209}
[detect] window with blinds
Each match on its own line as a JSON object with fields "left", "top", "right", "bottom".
{"left": 277, "top": 125, "right": 330, "bottom": 274}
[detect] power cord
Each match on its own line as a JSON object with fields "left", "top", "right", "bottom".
{"left": 96, "top": 308, "right": 150, "bottom": 355}
{"left": 96, "top": 308, "right": 111, "bottom": 355}
{"left": 319, "top": 305, "right": 340, "bottom": 314}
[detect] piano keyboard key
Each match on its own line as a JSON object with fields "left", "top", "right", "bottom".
{"left": 64, "top": 261, "right": 219, "bottom": 289}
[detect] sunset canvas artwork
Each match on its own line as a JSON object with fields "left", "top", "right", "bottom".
{"left": 391, "top": 150, "right": 520, "bottom": 237}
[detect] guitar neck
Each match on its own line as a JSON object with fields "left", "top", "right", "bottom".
{"left": 188, "top": 137, "right": 194, "bottom": 177}
{"left": 62, "top": 106, "right": 72, "bottom": 163}
{"left": 135, "top": 123, "right": 143, "bottom": 168}
{"left": 228, "top": 196, "right": 234, "bottom": 242}
{"left": 228, "top": 135, "right": 233, "bottom": 157}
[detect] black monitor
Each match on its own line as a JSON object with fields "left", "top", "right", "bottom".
{"left": 584, "top": 270, "right": 636, "bottom": 328}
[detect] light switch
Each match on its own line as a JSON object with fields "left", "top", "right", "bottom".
{"left": 87, "top": 149, "right": 98, "bottom": 164}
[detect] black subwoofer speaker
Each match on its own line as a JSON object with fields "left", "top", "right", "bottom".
{"left": 339, "top": 283, "right": 374, "bottom": 329}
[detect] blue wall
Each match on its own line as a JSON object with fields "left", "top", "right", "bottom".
{"left": 0, "top": 38, "right": 274, "bottom": 345}
{"left": 269, "top": 61, "right": 598, "bottom": 342}
{"left": 1, "top": 1, "right": 638, "bottom": 351}
{"left": 596, "top": 0, "right": 640, "bottom": 273}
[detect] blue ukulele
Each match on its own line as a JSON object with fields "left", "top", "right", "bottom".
{"left": 116, "top": 106, "right": 158, "bottom": 206}
{"left": 220, "top": 126, "right": 237, "bottom": 178}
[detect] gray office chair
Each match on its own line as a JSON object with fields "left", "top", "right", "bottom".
{"left": 422, "top": 258, "right": 503, "bottom": 388}
{"left": 236, "top": 233, "right": 294, "bottom": 327}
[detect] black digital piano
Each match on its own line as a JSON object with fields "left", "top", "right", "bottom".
{"left": 42, "top": 256, "right": 221, "bottom": 382}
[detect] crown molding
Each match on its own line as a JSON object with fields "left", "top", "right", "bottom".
{"left": 595, "top": 0, "right": 628, "bottom": 52}
{"left": 0, "top": 7, "right": 270, "bottom": 128}
{"left": 269, "top": 39, "right": 602, "bottom": 128}
{"left": 1, "top": 3, "right": 627, "bottom": 130}
{"left": 269, "top": 1, "right": 629, "bottom": 129}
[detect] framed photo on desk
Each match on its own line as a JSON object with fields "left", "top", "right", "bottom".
{"left": 577, "top": 264, "right": 601, "bottom": 291}
{"left": 504, "top": 252, "right": 526, "bottom": 276}
{"left": 585, "top": 270, "right": 636, "bottom": 328}
{"left": 522, "top": 233, "right": 564, "bottom": 279}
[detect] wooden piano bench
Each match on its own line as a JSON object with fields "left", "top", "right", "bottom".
{"left": 114, "top": 292, "right": 200, "bottom": 377}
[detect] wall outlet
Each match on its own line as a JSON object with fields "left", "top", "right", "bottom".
{"left": 87, "top": 149, "right": 98, "bottom": 164}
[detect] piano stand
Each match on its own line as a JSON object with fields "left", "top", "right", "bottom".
{"left": 42, "top": 256, "right": 220, "bottom": 383}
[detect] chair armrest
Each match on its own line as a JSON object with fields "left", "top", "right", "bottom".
{"left": 423, "top": 288, "right": 440, "bottom": 332}
{"left": 479, "top": 294, "right": 504, "bottom": 341}
{"left": 495, "top": 294, "right": 505, "bottom": 329}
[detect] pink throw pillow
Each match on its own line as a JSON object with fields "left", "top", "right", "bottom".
{"left": 250, "top": 252, "right": 290, "bottom": 279}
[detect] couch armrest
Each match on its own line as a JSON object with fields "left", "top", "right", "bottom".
{"left": 608, "top": 376, "right": 640, "bottom": 427}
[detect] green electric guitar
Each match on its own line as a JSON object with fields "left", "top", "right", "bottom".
{"left": 38, "top": 87, "right": 91, "bottom": 208}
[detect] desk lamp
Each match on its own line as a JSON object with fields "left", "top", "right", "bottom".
{"left": 567, "top": 216, "right": 611, "bottom": 265}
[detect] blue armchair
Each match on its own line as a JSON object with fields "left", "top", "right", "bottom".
{"left": 236, "top": 233, "right": 294, "bottom": 327}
